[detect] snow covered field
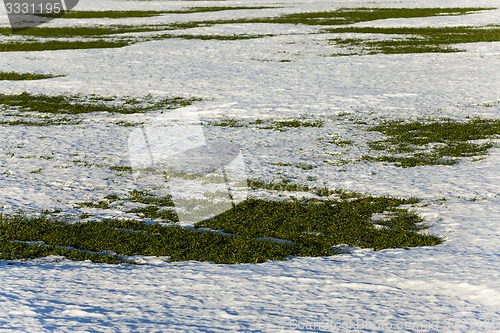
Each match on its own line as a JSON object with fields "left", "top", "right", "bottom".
{"left": 0, "top": 0, "right": 499, "bottom": 331}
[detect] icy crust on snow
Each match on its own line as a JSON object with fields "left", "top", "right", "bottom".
{"left": 0, "top": 0, "right": 499, "bottom": 331}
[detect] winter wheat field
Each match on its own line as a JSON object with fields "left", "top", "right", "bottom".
{"left": 0, "top": 0, "right": 499, "bottom": 332}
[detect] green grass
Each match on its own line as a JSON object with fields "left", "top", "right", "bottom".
{"left": 125, "top": 190, "right": 179, "bottom": 222}
{"left": 109, "top": 166, "right": 133, "bottom": 172}
{"left": 317, "top": 134, "right": 353, "bottom": 147}
{"left": 208, "top": 118, "right": 323, "bottom": 131}
{"left": 163, "top": 7, "right": 496, "bottom": 54}
{"left": 0, "top": 190, "right": 441, "bottom": 264}
{"left": 247, "top": 179, "right": 375, "bottom": 199}
{"left": 127, "top": 206, "right": 179, "bottom": 222}
{"left": 77, "top": 190, "right": 178, "bottom": 221}
{"left": 167, "top": 7, "right": 493, "bottom": 29}
{"left": 0, "top": 25, "right": 167, "bottom": 37}
{"left": 0, "top": 25, "right": 163, "bottom": 51}
{"left": 0, "top": 40, "right": 131, "bottom": 52}
{"left": 0, "top": 117, "right": 78, "bottom": 126}
{"left": 270, "top": 119, "right": 323, "bottom": 131}
{"left": 364, "top": 118, "right": 500, "bottom": 167}
{"left": 246, "top": 7, "right": 491, "bottom": 26}
{"left": 208, "top": 118, "right": 244, "bottom": 127}
{"left": 197, "top": 197, "right": 441, "bottom": 256}
{"left": 0, "top": 72, "right": 62, "bottom": 80}
{"left": 128, "top": 189, "right": 175, "bottom": 207}
{"left": 0, "top": 92, "right": 199, "bottom": 114}
{"left": 271, "top": 162, "right": 316, "bottom": 170}
{"left": 151, "top": 33, "right": 273, "bottom": 41}
{"left": 77, "top": 202, "right": 110, "bottom": 209}
{"left": 328, "top": 26, "right": 500, "bottom": 54}
{"left": 0, "top": 216, "right": 293, "bottom": 264}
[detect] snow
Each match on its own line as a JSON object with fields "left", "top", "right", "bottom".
{"left": 0, "top": 0, "right": 499, "bottom": 331}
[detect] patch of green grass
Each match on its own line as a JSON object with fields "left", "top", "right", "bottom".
{"left": 0, "top": 215, "right": 294, "bottom": 264}
{"left": 127, "top": 206, "right": 178, "bottom": 222}
{"left": 76, "top": 191, "right": 177, "bottom": 221}
{"left": 151, "top": 33, "right": 272, "bottom": 41}
{"left": 480, "top": 100, "right": 499, "bottom": 108}
{"left": 127, "top": 190, "right": 178, "bottom": 221}
{"left": 295, "top": 164, "right": 316, "bottom": 170}
{"left": 207, "top": 118, "right": 323, "bottom": 131}
{"left": 328, "top": 26, "right": 500, "bottom": 54}
{"left": 270, "top": 119, "right": 323, "bottom": 131}
{"left": 128, "top": 189, "right": 175, "bottom": 207}
{"left": 172, "top": 7, "right": 492, "bottom": 28}
{"left": 248, "top": 178, "right": 312, "bottom": 193}
{"left": 0, "top": 238, "right": 128, "bottom": 264}
{"left": 196, "top": 196, "right": 441, "bottom": 255}
{"left": 18, "top": 154, "right": 53, "bottom": 160}
{"left": 208, "top": 118, "right": 243, "bottom": 127}
{"left": 154, "top": 8, "right": 495, "bottom": 54}
{"left": 0, "top": 188, "right": 440, "bottom": 264}
{"left": 271, "top": 162, "right": 316, "bottom": 170}
{"left": 0, "top": 92, "right": 199, "bottom": 114}
{"left": 0, "top": 25, "right": 166, "bottom": 51}
{"left": 247, "top": 179, "right": 366, "bottom": 199}
{"left": 0, "top": 117, "right": 78, "bottom": 126}
{"left": 254, "top": 7, "right": 492, "bottom": 26}
{"left": 364, "top": 118, "right": 500, "bottom": 167}
{"left": 114, "top": 120, "right": 142, "bottom": 127}
{"left": 0, "top": 25, "right": 165, "bottom": 37}
{"left": 0, "top": 72, "right": 62, "bottom": 80}
{"left": 76, "top": 200, "right": 112, "bottom": 210}
{"left": 0, "top": 40, "right": 131, "bottom": 52}
{"left": 0, "top": 215, "right": 299, "bottom": 264}
{"left": 76, "top": 190, "right": 176, "bottom": 213}
{"left": 109, "top": 166, "right": 133, "bottom": 172}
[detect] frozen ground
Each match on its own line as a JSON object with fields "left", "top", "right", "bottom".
{"left": 0, "top": 0, "right": 499, "bottom": 332}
